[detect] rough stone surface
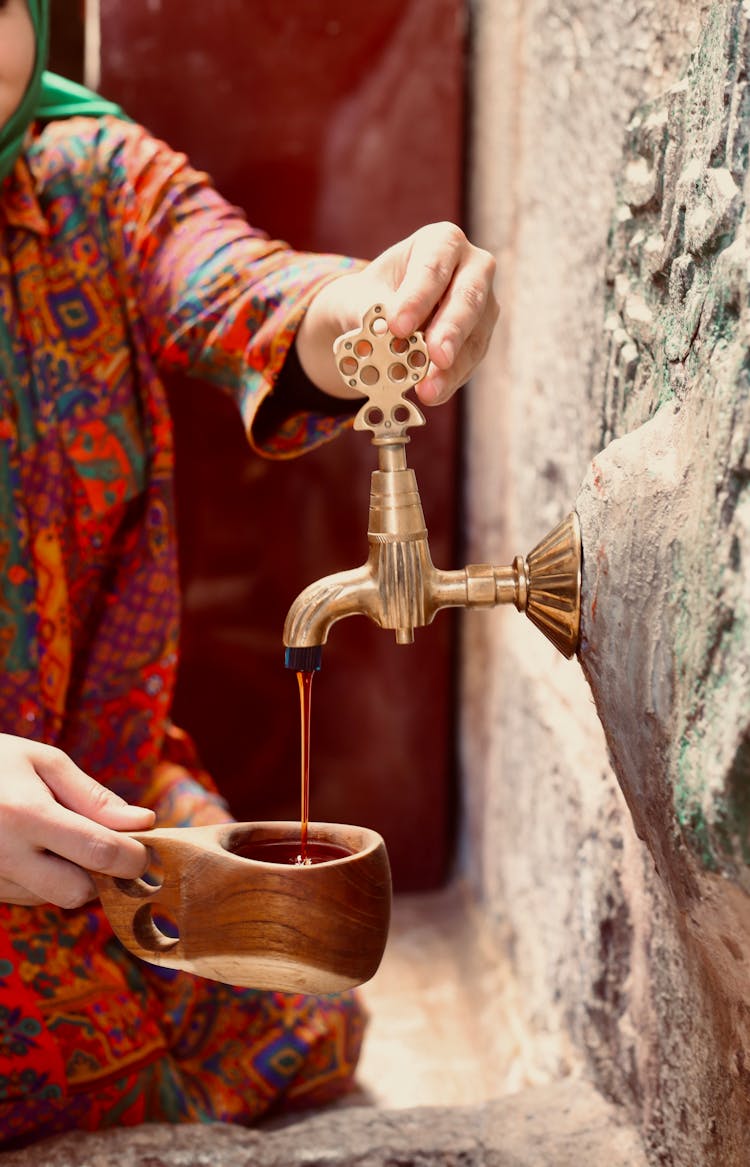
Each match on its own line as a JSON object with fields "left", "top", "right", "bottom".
{"left": 4, "top": 1081, "right": 645, "bottom": 1167}
{"left": 462, "top": 2, "right": 750, "bottom": 1166}
{"left": 576, "top": 2, "right": 750, "bottom": 1159}
{"left": 583, "top": 2, "right": 750, "bottom": 885}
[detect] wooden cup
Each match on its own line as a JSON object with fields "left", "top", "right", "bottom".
{"left": 94, "top": 821, "right": 392, "bottom": 994}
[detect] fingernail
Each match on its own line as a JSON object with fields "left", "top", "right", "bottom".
{"left": 440, "top": 338, "right": 455, "bottom": 365}
{"left": 391, "top": 311, "right": 411, "bottom": 336}
{"left": 111, "top": 804, "right": 155, "bottom": 823}
{"left": 419, "top": 379, "right": 441, "bottom": 406}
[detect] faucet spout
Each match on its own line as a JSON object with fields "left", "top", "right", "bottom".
{"left": 283, "top": 564, "right": 381, "bottom": 671}
{"left": 283, "top": 435, "right": 582, "bottom": 668}
{"left": 283, "top": 441, "right": 435, "bottom": 668}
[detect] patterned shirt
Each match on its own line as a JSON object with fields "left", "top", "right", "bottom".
{"left": 0, "top": 115, "right": 357, "bottom": 816}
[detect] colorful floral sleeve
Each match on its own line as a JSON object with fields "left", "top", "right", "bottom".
{"left": 45, "top": 117, "right": 363, "bottom": 458}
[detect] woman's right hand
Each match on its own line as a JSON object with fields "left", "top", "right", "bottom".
{"left": 0, "top": 734, "right": 155, "bottom": 909}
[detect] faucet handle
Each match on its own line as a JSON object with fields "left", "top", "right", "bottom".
{"left": 333, "top": 304, "right": 429, "bottom": 441}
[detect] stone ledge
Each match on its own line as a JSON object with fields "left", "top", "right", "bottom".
{"left": 7, "top": 1079, "right": 646, "bottom": 1167}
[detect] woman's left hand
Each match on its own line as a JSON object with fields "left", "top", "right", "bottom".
{"left": 297, "top": 222, "right": 499, "bottom": 406}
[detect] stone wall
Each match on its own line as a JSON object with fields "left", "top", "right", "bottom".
{"left": 461, "top": 2, "right": 749, "bottom": 1164}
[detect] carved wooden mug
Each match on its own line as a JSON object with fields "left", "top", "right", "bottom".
{"left": 93, "top": 821, "right": 392, "bottom": 994}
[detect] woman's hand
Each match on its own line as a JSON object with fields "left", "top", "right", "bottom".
{"left": 296, "top": 221, "right": 499, "bottom": 406}
{"left": 0, "top": 734, "right": 155, "bottom": 909}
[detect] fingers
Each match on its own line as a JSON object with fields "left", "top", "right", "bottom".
{"left": 0, "top": 877, "right": 45, "bottom": 907}
{"left": 37, "top": 801, "right": 152, "bottom": 879}
{"left": 388, "top": 222, "right": 469, "bottom": 337}
{"left": 0, "top": 853, "right": 97, "bottom": 910}
{"left": 385, "top": 223, "right": 498, "bottom": 406}
{"left": 388, "top": 222, "right": 497, "bottom": 345}
{"left": 0, "top": 735, "right": 156, "bottom": 910}
{"left": 0, "top": 797, "right": 150, "bottom": 908}
{"left": 420, "top": 252, "right": 498, "bottom": 370}
{"left": 418, "top": 292, "right": 499, "bottom": 406}
{"left": 32, "top": 743, "right": 155, "bottom": 831}
{"left": 0, "top": 791, "right": 151, "bottom": 876}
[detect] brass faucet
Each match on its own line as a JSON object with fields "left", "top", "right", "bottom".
{"left": 283, "top": 306, "right": 581, "bottom": 672}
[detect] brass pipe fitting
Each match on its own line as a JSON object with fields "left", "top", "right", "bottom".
{"left": 283, "top": 442, "right": 581, "bottom": 667}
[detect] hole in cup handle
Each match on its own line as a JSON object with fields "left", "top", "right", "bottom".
{"left": 95, "top": 872, "right": 182, "bottom": 959}
{"left": 132, "top": 903, "right": 181, "bottom": 954}
{"left": 94, "top": 835, "right": 180, "bottom": 948}
{"left": 106, "top": 836, "right": 171, "bottom": 900}
{"left": 109, "top": 874, "right": 160, "bottom": 899}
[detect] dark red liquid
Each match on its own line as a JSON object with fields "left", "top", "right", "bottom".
{"left": 234, "top": 839, "right": 352, "bottom": 866}
{"left": 297, "top": 669, "right": 314, "bottom": 861}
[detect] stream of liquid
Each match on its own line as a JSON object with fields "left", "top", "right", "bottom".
{"left": 236, "top": 669, "right": 350, "bottom": 867}
{"left": 297, "top": 668, "right": 313, "bottom": 864}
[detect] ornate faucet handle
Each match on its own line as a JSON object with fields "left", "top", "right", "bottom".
{"left": 333, "top": 304, "right": 429, "bottom": 441}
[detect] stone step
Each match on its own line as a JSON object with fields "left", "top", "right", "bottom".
{"left": 6, "top": 1079, "right": 647, "bottom": 1167}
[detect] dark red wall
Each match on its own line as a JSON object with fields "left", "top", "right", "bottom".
{"left": 98, "top": 1, "right": 466, "bottom": 890}
{"left": 48, "top": 0, "right": 84, "bottom": 78}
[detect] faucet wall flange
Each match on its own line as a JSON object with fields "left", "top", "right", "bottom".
{"left": 522, "top": 512, "right": 581, "bottom": 659}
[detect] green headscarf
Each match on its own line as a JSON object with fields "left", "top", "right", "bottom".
{"left": 0, "top": 0, "right": 126, "bottom": 184}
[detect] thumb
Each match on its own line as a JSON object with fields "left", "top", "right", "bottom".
{"left": 36, "top": 747, "right": 155, "bottom": 831}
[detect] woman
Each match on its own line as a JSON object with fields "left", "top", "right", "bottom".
{"left": 0, "top": 0, "right": 498, "bottom": 1145}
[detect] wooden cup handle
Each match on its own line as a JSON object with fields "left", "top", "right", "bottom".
{"left": 92, "top": 827, "right": 211, "bottom": 961}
